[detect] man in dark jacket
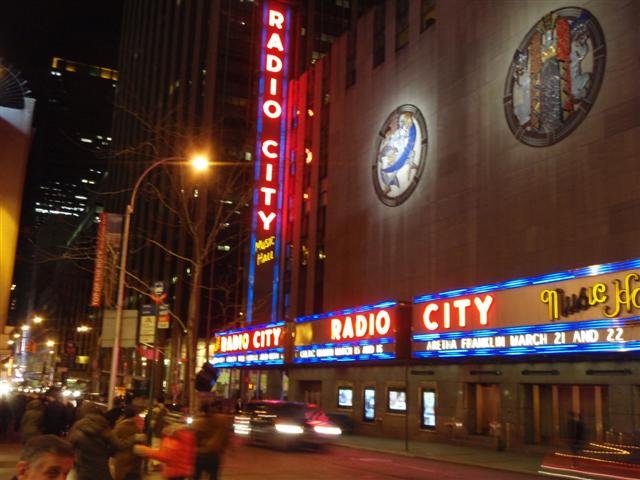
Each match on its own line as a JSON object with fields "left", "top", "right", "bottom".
{"left": 69, "top": 408, "right": 141, "bottom": 480}
{"left": 42, "top": 390, "right": 67, "bottom": 436}
{"left": 11, "top": 434, "right": 74, "bottom": 480}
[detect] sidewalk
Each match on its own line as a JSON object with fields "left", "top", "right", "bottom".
{"left": 334, "top": 435, "right": 545, "bottom": 476}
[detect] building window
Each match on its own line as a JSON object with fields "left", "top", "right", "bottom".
{"left": 420, "top": 0, "right": 436, "bottom": 32}
{"left": 387, "top": 387, "right": 406, "bottom": 413}
{"left": 338, "top": 386, "right": 353, "bottom": 408}
{"left": 372, "top": 2, "right": 385, "bottom": 68}
{"left": 395, "top": 0, "right": 409, "bottom": 50}
{"left": 363, "top": 387, "right": 376, "bottom": 422}
{"left": 421, "top": 388, "right": 437, "bottom": 429}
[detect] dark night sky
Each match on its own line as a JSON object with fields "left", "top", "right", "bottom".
{"left": 0, "top": 1, "right": 123, "bottom": 91}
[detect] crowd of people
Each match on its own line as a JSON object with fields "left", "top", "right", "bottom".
{"left": 2, "top": 389, "right": 232, "bottom": 480}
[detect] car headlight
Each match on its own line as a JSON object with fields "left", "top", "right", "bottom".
{"left": 313, "top": 425, "right": 342, "bottom": 436}
{"left": 275, "top": 423, "right": 304, "bottom": 435}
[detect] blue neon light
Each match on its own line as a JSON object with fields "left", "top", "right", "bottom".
{"left": 414, "top": 257, "right": 640, "bottom": 303}
{"left": 295, "top": 300, "right": 397, "bottom": 323}
{"left": 211, "top": 347, "right": 285, "bottom": 368}
{"left": 246, "top": 3, "right": 291, "bottom": 324}
{"left": 412, "top": 316, "right": 640, "bottom": 359}
{"left": 246, "top": 5, "right": 270, "bottom": 325}
{"left": 271, "top": 6, "right": 291, "bottom": 323}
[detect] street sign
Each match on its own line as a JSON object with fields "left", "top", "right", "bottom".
{"left": 139, "top": 304, "right": 156, "bottom": 344}
{"left": 158, "top": 304, "right": 170, "bottom": 329}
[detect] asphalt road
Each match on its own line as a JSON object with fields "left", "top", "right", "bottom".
{"left": 218, "top": 438, "right": 540, "bottom": 480}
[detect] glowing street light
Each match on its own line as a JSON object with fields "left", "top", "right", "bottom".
{"left": 190, "top": 153, "right": 210, "bottom": 172}
{"left": 107, "top": 153, "right": 210, "bottom": 408}
{"left": 46, "top": 340, "right": 55, "bottom": 348}
{"left": 33, "top": 316, "right": 43, "bottom": 324}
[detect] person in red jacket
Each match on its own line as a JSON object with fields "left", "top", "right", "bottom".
{"left": 134, "top": 423, "right": 195, "bottom": 480}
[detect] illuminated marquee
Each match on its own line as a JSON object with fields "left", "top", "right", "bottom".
{"left": 246, "top": 2, "right": 290, "bottom": 324}
{"left": 419, "top": 295, "right": 494, "bottom": 332}
{"left": 412, "top": 257, "right": 640, "bottom": 358}
{"left": 294, "top": 301, "right": 404, "bottom": 364}
{"left": 212, "top": 322, "right": 285, "bottom": 368}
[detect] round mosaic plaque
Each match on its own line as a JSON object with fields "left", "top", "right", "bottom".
{"left": 504, "top": 7, "right": 606, "bottom": 147}
{"left": 372, "top": 105, "right": 428, "bottom": 206}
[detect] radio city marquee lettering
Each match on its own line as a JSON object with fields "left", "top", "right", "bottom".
{"left": 212, "top": 322, "right": 285, "bottom": 368}
{"left": 420, "top": 295, "right": 494, "bottom": 331}
{"left": 540, "top": 273, "right": 640, "bottom": 321}
{"left": 246, "top": 2, "right": 290, "bottom": 324}
{"left": 413, "top": 259, "right": 640, "bottom": 358}
{"left": 294, "top": 302, "right": 399, "bottom": 364}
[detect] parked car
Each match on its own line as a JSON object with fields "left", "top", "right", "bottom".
{"left": 234, "top": 400, "right": 342, "bottom": 450}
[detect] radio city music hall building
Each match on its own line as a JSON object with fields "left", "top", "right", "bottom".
{"left": 212, "top": 0, "right": 640, "bottom": 449}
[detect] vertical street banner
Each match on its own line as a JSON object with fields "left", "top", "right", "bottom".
{"left": 89, "top": 212, "right": 108, "bottom": 307}
{"left": 103, "top": 213, "right": 123, "bottom": 307}
{"left": 89, "top": 212, "right": 123, "bottom": 307}
{"left": 246, "top": 1, "right": 291, "bottom": 325}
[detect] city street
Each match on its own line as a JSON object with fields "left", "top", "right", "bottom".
{"left": 217, "top": 440, "right": 540, "bottom": 480}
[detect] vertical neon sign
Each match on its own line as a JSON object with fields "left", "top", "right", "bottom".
{"left": 246, "top": 1, "right": 290, "bottom": 325}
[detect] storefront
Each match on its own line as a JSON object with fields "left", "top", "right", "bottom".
{"left": 279, "top": 257, "right": 640, "bottom": 448}
{"left": 411, "top": 257, "right": 640, "bottom": 447}
{"left": 211, "top": 321, "right": 287, "bottom": 403}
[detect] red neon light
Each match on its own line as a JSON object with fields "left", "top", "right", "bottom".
{"left": 257, "top": 7, "right": 286, "bottom": 232}
{"left": 420, "top": 295, "right": 494, "bottom": 331}
{"left": 330, "top": 309, "right": 392, "bottom": 341}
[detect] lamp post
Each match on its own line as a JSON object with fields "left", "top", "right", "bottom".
{"left": 107, "top": 154, "right": 210, "bottom": 408}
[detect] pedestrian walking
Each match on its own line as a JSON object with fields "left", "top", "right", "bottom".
{"left": 68, "top": 405, "right": 143, "bottom": 480}
{"left": 11, "top": 434, "right": 75, "bottom": 480}
{"left": 134, "top": 423, "right": 196, "bottom": 480}
{"left": 191, "top": 402, "right": 231, "bottom": 480}
{"left": 567, "top": 411, "right": 585, "bottom": 455}
{"left": 20, "top": 398, "right": 44, "bottom": 444}
{"left": 112, "top": 406, "right": 144, "bottom": 480}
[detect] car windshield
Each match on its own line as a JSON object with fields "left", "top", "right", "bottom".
{"left": 249, "top": 402, "right": 330, "bottom": 423}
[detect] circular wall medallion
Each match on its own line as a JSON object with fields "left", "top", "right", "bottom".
{"left": 372, "top": 105, "right": 427, "bottom": 206}
{"left": 503, "top": 7, "right": 606, "bottom": 147}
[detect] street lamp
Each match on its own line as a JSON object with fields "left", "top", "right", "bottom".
{"left": 107, "top": 153, "right": 210, "bottom": 408}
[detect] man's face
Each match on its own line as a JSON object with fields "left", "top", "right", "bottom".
{"left": 17, "top": 453, "right": 74, "bottom": 480}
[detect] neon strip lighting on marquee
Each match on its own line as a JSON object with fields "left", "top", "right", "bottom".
{"left": 246, "top": 2, "right": 290, "bottom": 324}
{"left": 211, "top": 348, "right": 284, "bottom": 368}
{"left": 412, "top": 316, "right": 640, "bottom": 359}
{"left": 295, "top": 300, "right": 397, "bottom": 323}
{"left": 413, "top": 257, "right": 640, "bottom": 304}
{"left": 212, "top": 321, "right": 285, "bottom": 368}
{"left": 293, "top": 300, "right": 399, "bottom": 364}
